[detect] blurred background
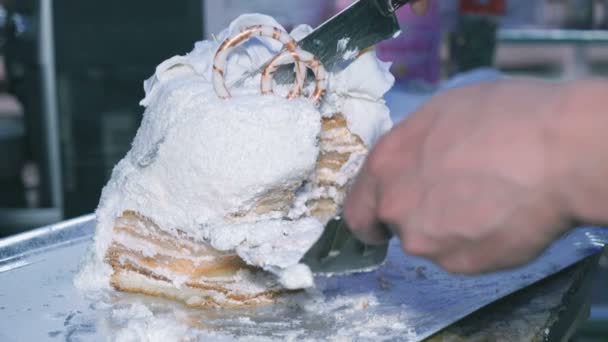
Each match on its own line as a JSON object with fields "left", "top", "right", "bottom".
{"left": 4, "top": 0, "right": 608, "bottom": 234}
{"left": 0, "top": 0, "right": 606, "bottom": 339}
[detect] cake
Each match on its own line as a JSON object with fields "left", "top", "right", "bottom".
{"left": 76, "top": 14, "right": 394, "bottom": 308}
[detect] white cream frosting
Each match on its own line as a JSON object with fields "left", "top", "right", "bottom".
{"left": 84, "top": 13, "right": 394, "bottom": 292}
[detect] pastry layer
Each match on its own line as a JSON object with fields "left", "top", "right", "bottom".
{"left": 306, "top": 114, "right": 367, "bottom": 222}
{"left": 111, "top": 269, "right": 279, "bottom": 308}
{"left": 106, "top": 211, "right": 283, "bottom": 308}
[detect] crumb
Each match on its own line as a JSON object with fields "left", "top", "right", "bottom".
{"left": 415, "top": 266, "right": 427, "bottom": 280}
{"left": 378, "top": 276, "right": 392, "bottom": 291}
{"left": 48, "top": 331, "right": 62, "bottom": 338}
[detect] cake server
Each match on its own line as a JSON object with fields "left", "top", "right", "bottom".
{"left": 231, "top": 0, "right": 412, "bottom": 87}
{"left": 301, "top": 217, "right": 390, "bottom": 274}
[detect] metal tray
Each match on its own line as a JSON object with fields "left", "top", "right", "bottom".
{"left": 0, "top": 215, "right": 606, "bottom": 341}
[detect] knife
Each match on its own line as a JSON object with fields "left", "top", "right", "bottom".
{"left": 292, "top": 0, "right": 412, "bottom": 275}
{"left": 301, "top": 217, "right": 391, "bottom": 275}
{"left": 231, "top": 0, "right": 411, "bottom": 87}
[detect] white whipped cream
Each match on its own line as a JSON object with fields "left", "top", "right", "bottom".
{"left": 83, "top": 13, "right": 394, "bottom": 291}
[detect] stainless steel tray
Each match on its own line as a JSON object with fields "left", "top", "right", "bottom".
{"left": 0, "top": 215, "right": 606, "bottom": 341}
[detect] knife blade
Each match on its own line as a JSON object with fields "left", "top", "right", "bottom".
{"left": 230, "top": 0, "right": 410, "bottom": 88}
{"left": 301, "top": 217, "right": 391, "bottom": 275}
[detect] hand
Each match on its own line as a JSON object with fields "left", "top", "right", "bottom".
{"left": 344, "top": 79, "right": 580, "bottom": 274}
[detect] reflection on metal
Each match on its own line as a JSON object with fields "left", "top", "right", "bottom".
{"left": 0, "top": 259, "right": 30, "bottom": 273}
{"left": 0, "top": 213, "right": 94, "bottom": 262}
{"left": 39, "top": 0, "right": 62, "bottom": 212}
{"left": 498, "top": 29, "right": 608, "bottom": 44}
{"left": 0, "top": 208, "right": 62, "bottom": 236}
{"left": 590, "top": 306, "right": 608, "bottom": 321}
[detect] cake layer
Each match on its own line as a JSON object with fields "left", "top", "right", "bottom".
{"left": 107, "top": 243, "right": 246, "bottom": 279}
{"left": 115, "top": 211, "right": 222, "bottom": 257}
{"left": 106, "top": 211, "right": 285, "bottom": 308}
{"left": 316, "top": 114, "right": 366, "bottom": 185}
{"left": 111, "top": 268, "right": 279, "bottom": 308}
{"left": 304, "top": 114, "right": 367, "bottom": 222}
{"left": 233, "top": 186, "right": 298, "bottom": 219}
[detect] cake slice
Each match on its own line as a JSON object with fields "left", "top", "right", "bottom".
{"left": 105, "top": 112, "right": 367, "bottom": 307}
{"left": 76, "top": 13, "right": 394, "bottom": 308}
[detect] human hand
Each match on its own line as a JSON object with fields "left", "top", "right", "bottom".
{"left": 344, "top": 79, "right": 579, "bottom": 274}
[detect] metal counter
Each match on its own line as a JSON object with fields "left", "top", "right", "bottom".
{"left": 0, "top": 215, "right": 606, "bottom": 341}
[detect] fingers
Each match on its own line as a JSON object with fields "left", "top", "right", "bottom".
{"left": 344, "top": 125, "right": 398, "bottom": 245}
{"left": 411, "top": 0, "right": 430, "bottom": 16}
{"left": 345, "top": 105, "right": 435, "bottom": 245}
{"left": 344, "top": 130, "right": 417, "bottom": 244}
{"left": 415, "top": 186, "right": 566, "bottom": 274}
{"left": 399, "top": 231, "right": 442, "bottom": 257}
{"left": 343, "top": 163, "right": 385, "bottom": 244}
{"left": 435, "top": 227, "right": 547, "bottom": 274}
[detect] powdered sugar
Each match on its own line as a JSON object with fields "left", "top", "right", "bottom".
{"left": 98, "top": 288, "right": 419, "bottom": 341}
{"left": 110, "top": 303, "right": 195, "bottom": 342}
{"left": 275, "top": 264, "right": 315, "bottom": 289}
{"left": 337, "top": 37, "right": 350, "bottom": 53}
{"left": 92, "top": 87, "right": 322, "bottom": 289}
{"left": 342, "top": 48, "right": 359, "bottom": 61}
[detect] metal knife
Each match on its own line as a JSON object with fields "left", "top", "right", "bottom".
{"left": 294, "top": 0, "right": 413, "bottom": 274}
{"left": 231, "top": 0, "right": 411, "bottom": 87}
{"left": 301, "top": 217, "right": 391, "bottom": 275}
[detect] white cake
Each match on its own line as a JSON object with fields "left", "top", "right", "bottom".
{"left": 76, "top": 13, "right": 394, "bottom": 307}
